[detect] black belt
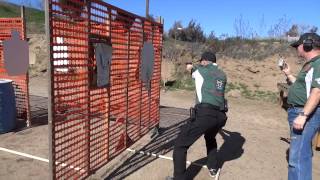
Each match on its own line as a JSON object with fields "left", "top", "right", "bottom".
{"left": 288, "top": 104, "right": 320, "bottom": 108}
{"left": 196, "top": 103, "right": 221, "bottom": 111}
{"left": 288, "top": 104, "right": 304, "bottom": 108}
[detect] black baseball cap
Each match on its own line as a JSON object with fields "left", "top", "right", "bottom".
{"left": 290, "top": 32, "right": 320, "bottom": 48}
{"left": 200, "top": 51, "right": 216, "bottom": 62}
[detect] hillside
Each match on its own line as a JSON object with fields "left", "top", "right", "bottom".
{"left": 0, "top": 2, "right": 45, "bottom": 33}
{"left": 162, "top": 39, "right": 299, "bottom": 102}
{"left": 0, "top": 1, "right": 301, "bottom": 102}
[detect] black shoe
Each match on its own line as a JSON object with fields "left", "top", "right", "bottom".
{"left": 209, "top": 168, "right": 220, "bottom": 179}
{"left": 209, "top": 168, "right": 217, "bottom": 177}
{"left": 165, "top": 176, "right": 174, "bottom": 180}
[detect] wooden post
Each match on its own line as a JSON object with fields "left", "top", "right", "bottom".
{"left": 20, "top": 6, "right": 26, "bottom": 38}
{"left": 21, "top": 5, "right": 31, "bottom": 127}
{"left": 146, "top": 0, "right": 149, "bottom": 18}
{"left": 44, "top": 0, "right": 54, "bottom": 179}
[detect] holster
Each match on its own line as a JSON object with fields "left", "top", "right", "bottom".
{"left": 222, "top": 99, "right": 228, "bottom": 112}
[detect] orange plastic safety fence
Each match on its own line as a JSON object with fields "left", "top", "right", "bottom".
{"left": 49, "top": 0, "right": 163, "bottom": 179}
{"left": 0, "top": 18, "right": 30, "bottom": 125}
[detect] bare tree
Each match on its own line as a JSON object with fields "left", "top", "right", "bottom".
{"left": 286, "top": 24, "right": 299, "bottom": 37}
{"left": 20, "top": 0, "right": 32, "bottom": 7}
{"left": 168, "top": 21, "right": 184, "bottom": 40}
{"left": 310, "top": 26, "right": 318, "bottom": 33}
{"left": 184, "top": 19, "right": 206, "bottom": 42}
{"left": 233, "top": 14, "right": 252, "bottom": 39}
{"left": 296, "top": 24, "right": 318, "bottom": 34}
{"left": 36, "top": 0, "right": 45, "bottom": 10}
{"left": 268, "top": 15, "right": 291, "bottom": 38}
{"left": 258, "top": 14, "right": 266, "bottom": 37}
{"left": 298, "top": 24, "right": 311, "bottom": 34}
{"left": 207, "top": 31, "right": 217, "bottom": 43}
{"left": 219, "top": 33, "right": 229, "bottom": 40}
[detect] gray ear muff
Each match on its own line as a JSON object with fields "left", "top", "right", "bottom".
{"left": 312, "top": 40, "right": 320, "bottom": 49}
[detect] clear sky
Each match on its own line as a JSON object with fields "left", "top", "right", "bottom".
{"left": 7, "top": 0, "right": 320, "bottom": 37}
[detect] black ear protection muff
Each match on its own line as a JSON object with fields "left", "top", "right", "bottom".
{"left": 313, "top": 39, "right": 320, "bottom": 49}
{"left": 303, "top": 38, "right": 313, "bottom": 52}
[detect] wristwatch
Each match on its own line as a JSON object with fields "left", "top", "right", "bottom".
{"left": 298, "top": 111, "right": 309, "bottom": 117}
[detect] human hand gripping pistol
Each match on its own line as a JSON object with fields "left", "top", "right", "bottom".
{"left": 278, "top": 56, "right": 287, "bottom": 70}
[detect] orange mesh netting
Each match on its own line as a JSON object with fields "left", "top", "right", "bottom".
{"left": 48, "top": 0, "right": 163, "bottom": 179}
{"left": 0, "top": 18, "right": 30, "bottom": 126}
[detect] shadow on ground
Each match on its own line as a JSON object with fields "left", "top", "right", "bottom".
{"left": 105, "top": 107, "right": 246, "bottom": 180}
{"left": 15, "top": 95, "right": 48, "bottom": 131}
{"left": 104, "top": 118, "right": 187, "bottom": 179}
{"left": 185, "top": 129, "right": 245, "bottom": 179}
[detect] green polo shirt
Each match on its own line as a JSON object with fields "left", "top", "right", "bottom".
{"left": 287, "top": 55, "right": 320, "bottom": 106}
{"left": 192, "top": 63, "right": 227, "bottom": 108}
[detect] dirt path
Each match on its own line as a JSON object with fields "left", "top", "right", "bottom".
{"left": 123, "top": 90, "right": 320, "bottom": 180}
{"left": 1, "top": 78, "right": 319, "bottom": 180}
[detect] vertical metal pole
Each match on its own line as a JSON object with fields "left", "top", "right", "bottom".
{"left": 157, "top": 22, "right": 163, "bottom": 131}
{"left": 86, "top": 0, "right": 92, "bottom": 175}
{"left": 146, "top": 0, "right": 149, "bottom": 18}
{"left": 125, "top": 26, "right": 131, "bottom": 147}
{"left": 21, "top": 5, "right": 31, "bottom": 127}
{"left": 139, "top": 22, "right": 144, "bottom": 137}
{"left": 148, "top": 23, "right": 153, "bottom": 129}
{"left": 107, "top": 7, "right": 112, "bottom": 161}
{"left": 124, "top": 27, "right": 131, "bottom": 148}
{"left": 45, "top": 0, "right": 54, "bottom": 179}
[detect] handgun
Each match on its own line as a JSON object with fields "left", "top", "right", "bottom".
{"left": 278, "top": 58, "right": 287, "bottom": 70}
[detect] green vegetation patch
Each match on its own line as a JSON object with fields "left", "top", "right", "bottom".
{"left": 226, "top": 82, "right": 278, "bottom": 102}
{"left": 0, "top": 2, "right": 45, "bottom": 33}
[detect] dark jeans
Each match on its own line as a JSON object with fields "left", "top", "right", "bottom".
{"left": 173, "top": 104, "right": 227, "bottom": 180}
